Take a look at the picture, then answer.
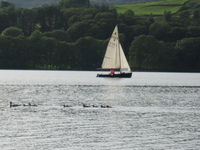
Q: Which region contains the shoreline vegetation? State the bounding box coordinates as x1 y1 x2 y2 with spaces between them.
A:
0 0 200 72
1 69 200 73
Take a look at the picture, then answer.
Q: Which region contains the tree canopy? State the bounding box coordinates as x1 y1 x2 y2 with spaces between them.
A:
2 27 24 37
58 0 90 8
0 0 200 71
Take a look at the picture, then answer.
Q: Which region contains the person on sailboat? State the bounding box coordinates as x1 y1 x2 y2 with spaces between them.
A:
110 69 115 75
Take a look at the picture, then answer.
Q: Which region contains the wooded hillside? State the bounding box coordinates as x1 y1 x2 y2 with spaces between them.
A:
4 0 60 8
0 0 200 71
5 0 162 8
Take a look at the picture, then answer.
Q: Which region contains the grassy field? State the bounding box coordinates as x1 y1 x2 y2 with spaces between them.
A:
114 0 189 15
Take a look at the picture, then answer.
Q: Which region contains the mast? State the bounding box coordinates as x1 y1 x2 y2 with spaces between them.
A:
116 25 122 73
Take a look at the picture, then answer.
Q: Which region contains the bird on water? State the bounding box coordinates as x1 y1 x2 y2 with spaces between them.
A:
10 101 21 108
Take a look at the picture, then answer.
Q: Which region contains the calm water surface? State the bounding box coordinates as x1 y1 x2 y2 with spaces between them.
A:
0 70 200 150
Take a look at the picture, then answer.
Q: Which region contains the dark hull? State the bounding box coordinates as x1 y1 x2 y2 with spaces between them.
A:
97 72 132 78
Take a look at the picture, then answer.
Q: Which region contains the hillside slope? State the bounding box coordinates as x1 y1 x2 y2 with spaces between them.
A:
4 0 60 8
115 0 189 15
90 0 161 6
5 0 163 8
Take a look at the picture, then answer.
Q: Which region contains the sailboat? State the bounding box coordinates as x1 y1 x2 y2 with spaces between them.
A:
97 25 132 78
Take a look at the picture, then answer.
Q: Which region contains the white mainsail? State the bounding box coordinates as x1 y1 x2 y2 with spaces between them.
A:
101 25 131 73
101 26 120 69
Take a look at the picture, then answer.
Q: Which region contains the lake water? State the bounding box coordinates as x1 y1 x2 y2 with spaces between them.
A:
0 70 200 150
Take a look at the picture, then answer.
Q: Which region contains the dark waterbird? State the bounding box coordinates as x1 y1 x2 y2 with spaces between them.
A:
63 104 72 107
23 104 29 106
82 103 90 107
101 105 112 108
92 105 98 108
28 103 37 106
10 101 21 108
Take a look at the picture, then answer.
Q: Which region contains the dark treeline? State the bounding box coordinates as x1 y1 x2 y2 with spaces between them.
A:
0 0 200 71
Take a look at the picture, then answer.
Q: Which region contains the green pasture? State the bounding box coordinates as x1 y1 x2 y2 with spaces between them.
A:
114 0 189 15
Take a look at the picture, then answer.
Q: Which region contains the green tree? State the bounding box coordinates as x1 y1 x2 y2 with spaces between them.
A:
118 9 135 26
123 9 135 26
68 15 80 27
16 8 37 35
10 36 29 68
0 12 9 33
36 5 62 32
62 8 82 29
58 0 90 8
0 35 13 68
188 26 200 37
0 35 29 69
94 11 117 39
129 35 174 70
163 11 172 22
0 1 14 8
2 27 24 37
67 21 90 41
170 27 187 42
74 36 102 70
179 10 190 19
42 37 57 69
4 5 17 26
193 9 200 19
44 30 72 42
147 13 155 23
28 30 44 68
149 22 171 42
53 41 73 69
132 24 148 37
175 37 200 71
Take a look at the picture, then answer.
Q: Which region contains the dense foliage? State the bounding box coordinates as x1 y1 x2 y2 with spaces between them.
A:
4 0 159 8
0 0 200 71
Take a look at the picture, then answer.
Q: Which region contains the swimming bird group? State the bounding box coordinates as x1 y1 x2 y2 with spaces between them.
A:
10 101 37 108
82 103 112 108
63 104 72 107
62 103 112 108
10 101 112 109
